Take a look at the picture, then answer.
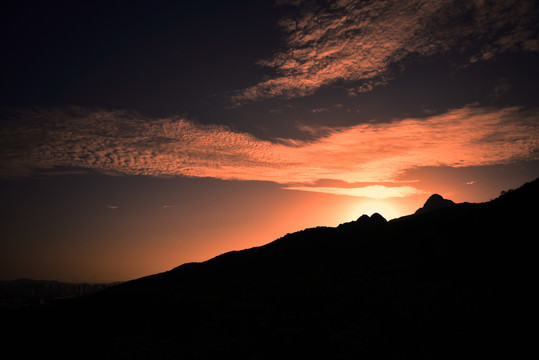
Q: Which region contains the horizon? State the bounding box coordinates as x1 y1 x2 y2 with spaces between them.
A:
1 177 533 284
2 177 534 285
0 194 447 284
1 0 538 283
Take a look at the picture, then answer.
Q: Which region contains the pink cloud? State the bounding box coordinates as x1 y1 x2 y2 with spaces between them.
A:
282 185 425 199
1 105 537 198
232 0 539 103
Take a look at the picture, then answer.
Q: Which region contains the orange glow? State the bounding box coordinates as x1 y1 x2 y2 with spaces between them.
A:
2 106 537 282
350 200 401 220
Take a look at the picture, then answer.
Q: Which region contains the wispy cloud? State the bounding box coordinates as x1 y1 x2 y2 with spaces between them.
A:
282 185 425 199
232 0 538 103
312 108 328 113
1 105 537 198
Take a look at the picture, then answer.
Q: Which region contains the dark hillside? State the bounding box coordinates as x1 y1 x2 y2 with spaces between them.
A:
4 178 538 359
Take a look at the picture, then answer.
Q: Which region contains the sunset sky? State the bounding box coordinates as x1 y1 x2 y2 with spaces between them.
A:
1 0 538 283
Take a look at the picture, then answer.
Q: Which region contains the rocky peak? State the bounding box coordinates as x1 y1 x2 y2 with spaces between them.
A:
415 194 455 215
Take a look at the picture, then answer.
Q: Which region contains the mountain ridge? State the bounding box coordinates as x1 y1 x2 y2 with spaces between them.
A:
4 178 538 359
414 193 456 214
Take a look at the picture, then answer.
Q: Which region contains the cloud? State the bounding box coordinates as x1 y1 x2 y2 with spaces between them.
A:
106 205 118 209
232 0 538 103
1 105 537 198
282 185 425 199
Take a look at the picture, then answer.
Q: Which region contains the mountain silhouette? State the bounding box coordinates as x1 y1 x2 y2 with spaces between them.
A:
3 178 538 359
339 212 387 229
414 193 456 214
359 212 387 225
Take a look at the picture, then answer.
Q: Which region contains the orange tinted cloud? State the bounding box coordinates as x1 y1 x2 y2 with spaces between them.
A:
233 0 539 103
282 185 425 199
1 105 537 198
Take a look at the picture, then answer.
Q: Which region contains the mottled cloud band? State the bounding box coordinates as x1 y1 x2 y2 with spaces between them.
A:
232 0 538 103
1 105 537 198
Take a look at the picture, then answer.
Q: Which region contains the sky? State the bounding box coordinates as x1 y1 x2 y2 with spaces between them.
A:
1 0 538 283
